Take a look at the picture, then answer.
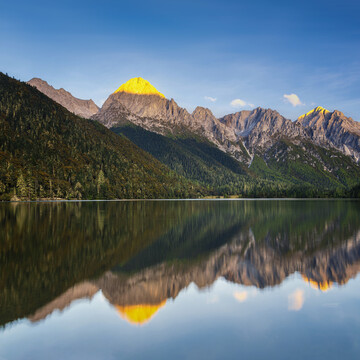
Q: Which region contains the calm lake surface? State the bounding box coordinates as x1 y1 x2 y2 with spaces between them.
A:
1 199 360 359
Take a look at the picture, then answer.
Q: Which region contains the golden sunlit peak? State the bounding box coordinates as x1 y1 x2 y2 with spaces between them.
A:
302 275 333 292
114 77 165 98
298 106 330 120
115 300 167 326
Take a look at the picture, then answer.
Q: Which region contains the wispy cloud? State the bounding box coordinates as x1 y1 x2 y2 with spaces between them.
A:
204 96 217 102
283 93 303 107
230 99 254 108
288 289 305 311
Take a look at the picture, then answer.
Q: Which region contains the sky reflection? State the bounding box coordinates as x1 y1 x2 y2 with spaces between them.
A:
1 274 360 360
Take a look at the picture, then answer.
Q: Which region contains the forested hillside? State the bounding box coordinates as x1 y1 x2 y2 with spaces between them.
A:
0 73 203 200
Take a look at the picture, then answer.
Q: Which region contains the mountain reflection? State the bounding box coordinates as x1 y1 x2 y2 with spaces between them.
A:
116 301 167 325
1 200 360 327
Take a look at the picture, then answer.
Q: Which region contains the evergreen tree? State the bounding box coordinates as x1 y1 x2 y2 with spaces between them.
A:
74 182 83 199
16 174 27 198
0 181 5 194
39 185 45 198
49 180 53 199
97 170 106 196
27 178 36 200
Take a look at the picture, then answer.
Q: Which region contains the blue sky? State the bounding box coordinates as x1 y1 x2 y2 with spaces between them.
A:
1 0 359 119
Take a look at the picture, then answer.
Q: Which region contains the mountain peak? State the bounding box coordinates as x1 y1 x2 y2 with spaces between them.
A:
114 77 165 98
298 106 330 120
192 106 214 116
28 77 49 86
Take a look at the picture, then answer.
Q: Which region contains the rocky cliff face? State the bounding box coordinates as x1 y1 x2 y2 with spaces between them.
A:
27 78 99 119
296 106 360 162
219 107 308 153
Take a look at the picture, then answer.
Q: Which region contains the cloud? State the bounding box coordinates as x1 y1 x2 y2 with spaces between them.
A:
230 98 247 108
204 96 217 102
288 289 305 311
283 93 303 107
233 291 248 303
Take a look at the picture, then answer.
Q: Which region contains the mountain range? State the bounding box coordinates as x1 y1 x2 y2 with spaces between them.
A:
26 75 360 197
0 72 359 200
90 78 360 164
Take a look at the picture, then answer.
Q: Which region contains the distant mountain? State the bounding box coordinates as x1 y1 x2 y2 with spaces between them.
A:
28 78 99 118
219 107 308 152
0 72 202 200
93 78 360 165
296 106 360 162
93 77 251 164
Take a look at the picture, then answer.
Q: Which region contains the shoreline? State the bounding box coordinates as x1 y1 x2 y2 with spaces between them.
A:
2 197 359 203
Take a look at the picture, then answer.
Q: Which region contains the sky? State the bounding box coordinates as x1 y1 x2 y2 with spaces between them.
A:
0 0 359 120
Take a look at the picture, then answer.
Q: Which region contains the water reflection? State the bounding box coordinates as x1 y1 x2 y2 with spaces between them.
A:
1 200 360 328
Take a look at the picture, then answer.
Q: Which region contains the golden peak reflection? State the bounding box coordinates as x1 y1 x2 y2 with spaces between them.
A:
302 276 333 292
115 300 167 325
114 77 165 98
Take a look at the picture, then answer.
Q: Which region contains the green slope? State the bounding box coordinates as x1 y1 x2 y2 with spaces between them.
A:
0 73 203 200
112 123 360 197
250 140 360 191
111 124 249 190
112 124 294 196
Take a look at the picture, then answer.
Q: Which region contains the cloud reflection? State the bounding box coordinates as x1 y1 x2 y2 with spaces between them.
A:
234 291 248 303
288 289 305 311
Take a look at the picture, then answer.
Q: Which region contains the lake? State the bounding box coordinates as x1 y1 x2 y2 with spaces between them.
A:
1 199 360 359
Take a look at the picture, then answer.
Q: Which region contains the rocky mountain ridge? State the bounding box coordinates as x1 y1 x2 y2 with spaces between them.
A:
27 78 99 118
219 107 309 153
92 78 360 166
